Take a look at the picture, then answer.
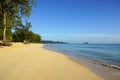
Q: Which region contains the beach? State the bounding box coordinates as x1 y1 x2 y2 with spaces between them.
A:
0 43 103 80
44 44 120 80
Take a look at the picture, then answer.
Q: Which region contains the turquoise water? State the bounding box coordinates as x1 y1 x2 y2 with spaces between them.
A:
44 44 120 68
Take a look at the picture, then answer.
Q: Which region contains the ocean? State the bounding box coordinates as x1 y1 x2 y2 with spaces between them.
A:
44 44 120 69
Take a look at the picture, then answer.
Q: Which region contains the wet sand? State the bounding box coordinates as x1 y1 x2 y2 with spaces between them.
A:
69 57 120 80
0 43 103 80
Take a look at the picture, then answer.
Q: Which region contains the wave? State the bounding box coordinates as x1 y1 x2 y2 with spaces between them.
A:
88 60 120 70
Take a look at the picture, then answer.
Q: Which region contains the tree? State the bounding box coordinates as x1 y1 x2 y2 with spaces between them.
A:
0 0 35 44
0 0 15 43
27 31 41 43
13 22 41 43
13 21 31 42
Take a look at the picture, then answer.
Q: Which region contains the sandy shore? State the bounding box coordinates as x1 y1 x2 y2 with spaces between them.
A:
0 43 103 80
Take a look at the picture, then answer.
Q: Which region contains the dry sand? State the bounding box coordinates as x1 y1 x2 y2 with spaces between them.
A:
0 43 104 80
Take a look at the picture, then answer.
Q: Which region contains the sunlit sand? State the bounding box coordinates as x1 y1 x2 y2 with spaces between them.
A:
0 43 103 80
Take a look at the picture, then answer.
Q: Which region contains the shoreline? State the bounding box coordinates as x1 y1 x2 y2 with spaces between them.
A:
0 43 103 80
43 44 120 80
69 57 120 80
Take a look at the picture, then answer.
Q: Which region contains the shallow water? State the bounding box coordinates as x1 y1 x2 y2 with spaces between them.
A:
44 44 120 68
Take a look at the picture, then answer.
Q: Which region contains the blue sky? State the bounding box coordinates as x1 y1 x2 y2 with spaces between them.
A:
29 0 120 43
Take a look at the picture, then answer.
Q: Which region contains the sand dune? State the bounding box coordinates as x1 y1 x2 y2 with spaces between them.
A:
0 43 103 80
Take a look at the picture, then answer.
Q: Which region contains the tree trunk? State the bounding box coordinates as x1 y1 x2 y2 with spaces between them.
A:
3 27 6 42
2 10 7 43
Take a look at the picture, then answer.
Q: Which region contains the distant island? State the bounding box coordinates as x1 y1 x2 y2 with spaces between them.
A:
83 42 89 44
41 40 68 44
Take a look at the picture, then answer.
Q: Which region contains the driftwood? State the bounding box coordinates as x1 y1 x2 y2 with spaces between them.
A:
0 41 12 46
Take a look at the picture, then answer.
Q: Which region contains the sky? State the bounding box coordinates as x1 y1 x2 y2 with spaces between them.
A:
29 0 120 44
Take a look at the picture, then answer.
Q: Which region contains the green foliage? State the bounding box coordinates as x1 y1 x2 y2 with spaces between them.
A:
6 30 13 42
13 22 41 43
25 31 41 43
0 0 36 43
0 0 40 43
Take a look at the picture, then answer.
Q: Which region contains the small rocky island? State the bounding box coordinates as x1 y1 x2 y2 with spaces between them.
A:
83 42 89 44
